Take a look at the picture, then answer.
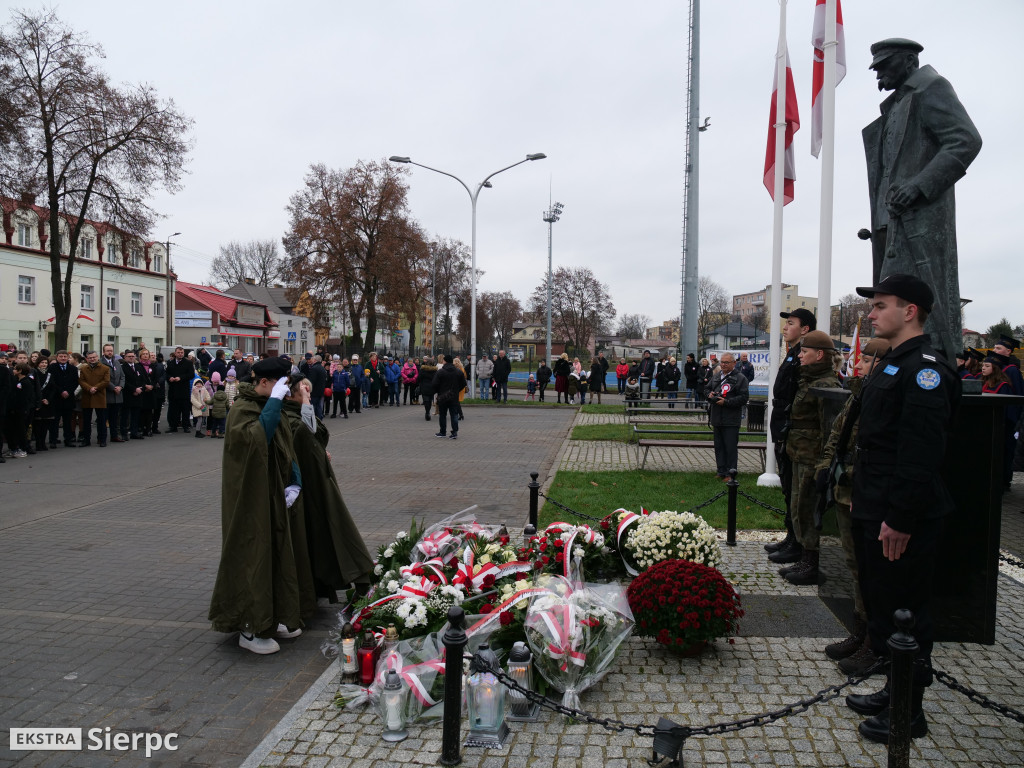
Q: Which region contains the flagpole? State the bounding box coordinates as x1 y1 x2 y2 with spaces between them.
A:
759 0 788 487
816 0 838 336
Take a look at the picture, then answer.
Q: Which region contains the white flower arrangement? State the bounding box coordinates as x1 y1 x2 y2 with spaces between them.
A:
383 546 395 558
625 511 722 571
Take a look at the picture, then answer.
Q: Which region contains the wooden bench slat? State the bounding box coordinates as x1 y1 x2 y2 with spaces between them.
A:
635 438 768 470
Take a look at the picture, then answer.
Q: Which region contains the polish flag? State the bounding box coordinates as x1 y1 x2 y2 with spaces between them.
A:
811 0 846 158
763 48 800 205
849 320 861 376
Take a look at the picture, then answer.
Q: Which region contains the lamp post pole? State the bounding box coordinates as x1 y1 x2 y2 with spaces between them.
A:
389 154 546 398
165 232 180 346
542 202 564 365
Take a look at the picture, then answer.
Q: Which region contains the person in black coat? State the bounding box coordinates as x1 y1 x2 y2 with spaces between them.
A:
44 350 79 447
492 350 512 404
227 350 253 383
417 358 438 421
535 361 552 402
120 350 151 440
4 363 36 456
432 357 466 438
588 359 604 404
684 353 699 399
149 352 167 434
0 351 10 461
306 356 330 420
207 349 228 384
165 346 196 432
662 356 682 408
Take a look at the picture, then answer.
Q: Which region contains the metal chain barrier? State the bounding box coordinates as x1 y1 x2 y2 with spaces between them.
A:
482 653 886 745
999 551 1024 571
736 490 786 518
928 664 1024 725
538 488 730 525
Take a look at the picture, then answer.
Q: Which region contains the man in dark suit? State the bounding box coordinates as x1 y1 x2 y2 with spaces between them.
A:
120 349 150 440
165 346 195 432
862 38 982 362
45 350 79 447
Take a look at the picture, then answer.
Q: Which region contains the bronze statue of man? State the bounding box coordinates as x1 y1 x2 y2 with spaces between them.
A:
862 39 982 362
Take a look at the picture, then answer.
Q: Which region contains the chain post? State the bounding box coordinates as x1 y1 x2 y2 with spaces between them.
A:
726 471 739 546
887 609 918 768
440 606 468 766
528 471 540 531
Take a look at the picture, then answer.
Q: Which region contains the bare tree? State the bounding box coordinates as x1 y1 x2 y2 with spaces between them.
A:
616 313 651 339
747 307 769 333
282 159 428 358
209 239 285 288
0 9 192 349
697 275 731 344
485 290 522 350
830 293 872 339
428 237 472 353
529 267 616 356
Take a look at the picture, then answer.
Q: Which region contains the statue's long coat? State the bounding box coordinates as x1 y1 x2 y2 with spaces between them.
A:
863 64 982 361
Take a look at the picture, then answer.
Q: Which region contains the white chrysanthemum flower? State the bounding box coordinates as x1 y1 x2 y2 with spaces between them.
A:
374 564 384 576
573 547 584 559
386 580 400 593
383 546 395 558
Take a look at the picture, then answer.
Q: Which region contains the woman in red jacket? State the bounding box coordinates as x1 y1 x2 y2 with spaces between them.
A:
615 357 629 394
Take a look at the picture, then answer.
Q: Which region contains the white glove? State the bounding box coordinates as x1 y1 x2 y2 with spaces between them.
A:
284 484 301 508
271 376 291 400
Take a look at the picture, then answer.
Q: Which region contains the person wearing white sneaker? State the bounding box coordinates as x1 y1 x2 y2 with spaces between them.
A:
209 357 318 655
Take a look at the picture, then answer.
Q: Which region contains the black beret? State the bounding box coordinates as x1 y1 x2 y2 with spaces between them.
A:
251 356 291 380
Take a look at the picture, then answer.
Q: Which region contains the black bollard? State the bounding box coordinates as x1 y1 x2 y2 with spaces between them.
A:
726 470 739 546
440 606 467 766
887 609 918 768
528 471 540 531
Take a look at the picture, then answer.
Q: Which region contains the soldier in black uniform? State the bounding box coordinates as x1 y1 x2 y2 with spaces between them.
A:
845 274 959 744
765 307 816 565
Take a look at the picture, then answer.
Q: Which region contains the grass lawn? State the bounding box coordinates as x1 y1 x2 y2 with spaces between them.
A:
579 403 624 415
571 423 766 443
539 469 786 531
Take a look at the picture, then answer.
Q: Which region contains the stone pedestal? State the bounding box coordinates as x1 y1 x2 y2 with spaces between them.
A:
812 387 1022 644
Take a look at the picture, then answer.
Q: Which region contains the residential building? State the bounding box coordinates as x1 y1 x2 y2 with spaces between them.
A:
645 321 680 344
735 283 818 336
175 281 276 353
1 195 172 355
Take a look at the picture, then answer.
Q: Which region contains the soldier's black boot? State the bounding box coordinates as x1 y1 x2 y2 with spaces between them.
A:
785 549 821 585
777 549 808 577
858 687 928 743
846 682 890 716
769 538 803 564
825 618 867 660
838 635 882 676
765 514 796 553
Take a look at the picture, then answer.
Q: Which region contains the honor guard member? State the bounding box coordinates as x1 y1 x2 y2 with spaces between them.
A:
779 330 841 586
845 274 959 744
765 307 817 565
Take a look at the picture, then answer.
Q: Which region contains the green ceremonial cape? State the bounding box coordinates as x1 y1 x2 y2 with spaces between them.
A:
208 385 316 635
282 401 374 596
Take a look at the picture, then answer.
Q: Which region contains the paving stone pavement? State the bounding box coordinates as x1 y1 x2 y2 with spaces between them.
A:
4 400 1023 767
0 403 575 768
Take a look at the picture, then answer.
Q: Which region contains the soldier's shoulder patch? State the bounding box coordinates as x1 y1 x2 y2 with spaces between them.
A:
916 368 941 390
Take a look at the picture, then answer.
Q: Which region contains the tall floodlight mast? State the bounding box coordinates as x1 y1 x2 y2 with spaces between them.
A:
680 0 705 356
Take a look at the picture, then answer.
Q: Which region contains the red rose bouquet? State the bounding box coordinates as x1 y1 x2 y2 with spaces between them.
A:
626 559 743 651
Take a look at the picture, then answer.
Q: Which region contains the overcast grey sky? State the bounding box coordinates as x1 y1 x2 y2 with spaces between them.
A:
49 0 1023 335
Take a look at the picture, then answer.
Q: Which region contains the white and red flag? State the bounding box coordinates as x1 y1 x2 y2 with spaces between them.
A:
763 48 800 205
811 0 846 158
849 320 861 375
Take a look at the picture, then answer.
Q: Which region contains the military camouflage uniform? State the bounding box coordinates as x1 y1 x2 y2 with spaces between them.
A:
785 358 840 552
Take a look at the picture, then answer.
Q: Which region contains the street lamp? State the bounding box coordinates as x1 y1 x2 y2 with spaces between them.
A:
389 153 546 397
542 201 564 367
165 232 180 346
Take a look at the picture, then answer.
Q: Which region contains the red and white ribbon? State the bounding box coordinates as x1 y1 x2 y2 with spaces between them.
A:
466 586 550 637
400 558 449 584
529 603 586 671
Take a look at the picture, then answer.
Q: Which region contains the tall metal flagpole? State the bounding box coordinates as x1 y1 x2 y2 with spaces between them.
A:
680 0 700 356
759 0 788 487
816 0 838 336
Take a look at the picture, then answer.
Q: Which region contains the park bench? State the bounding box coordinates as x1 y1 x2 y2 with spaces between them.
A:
635 437 768 471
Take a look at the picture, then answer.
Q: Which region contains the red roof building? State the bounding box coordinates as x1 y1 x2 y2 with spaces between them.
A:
174 281 278 354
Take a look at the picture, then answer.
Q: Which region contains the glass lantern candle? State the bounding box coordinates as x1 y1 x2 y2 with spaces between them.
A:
377 669 409 742
506 641 540 721
464 643 509 749
357 630 380 686
340 622 358 684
